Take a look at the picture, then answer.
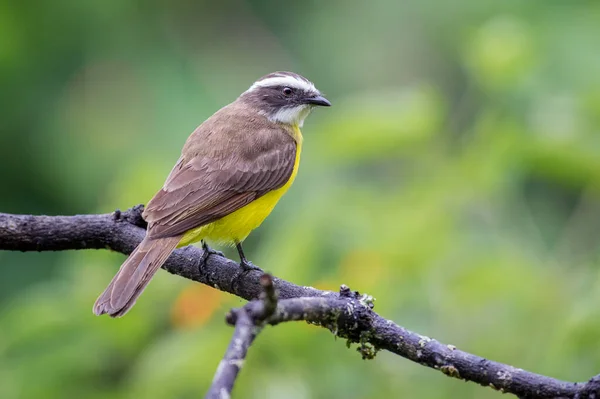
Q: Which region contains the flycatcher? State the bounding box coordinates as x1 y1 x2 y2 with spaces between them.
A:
94 71 330 317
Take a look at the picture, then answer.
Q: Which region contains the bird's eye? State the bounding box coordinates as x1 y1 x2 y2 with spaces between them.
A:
282 87 293 96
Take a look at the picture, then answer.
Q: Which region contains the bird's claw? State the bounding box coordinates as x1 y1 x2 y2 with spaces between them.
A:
200 242 224 265
230 259 263 291
239 259 262 272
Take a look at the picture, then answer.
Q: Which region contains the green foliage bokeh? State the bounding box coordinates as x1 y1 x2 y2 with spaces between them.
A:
1 1 600 398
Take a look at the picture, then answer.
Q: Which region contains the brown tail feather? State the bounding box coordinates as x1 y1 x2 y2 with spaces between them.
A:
93 235 181 317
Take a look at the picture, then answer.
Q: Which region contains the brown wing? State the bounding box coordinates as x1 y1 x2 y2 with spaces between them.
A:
143 122 297 239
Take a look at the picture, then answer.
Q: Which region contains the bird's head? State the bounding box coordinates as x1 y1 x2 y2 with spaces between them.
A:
239 71 331 127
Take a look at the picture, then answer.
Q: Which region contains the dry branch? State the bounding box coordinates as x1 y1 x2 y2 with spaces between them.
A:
206 274 278 398
0 206 598 399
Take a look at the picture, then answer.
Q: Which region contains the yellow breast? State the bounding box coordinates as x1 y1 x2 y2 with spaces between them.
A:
178 127 303 247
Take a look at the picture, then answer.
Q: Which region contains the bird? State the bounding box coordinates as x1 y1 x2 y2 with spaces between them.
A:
94 71 331 317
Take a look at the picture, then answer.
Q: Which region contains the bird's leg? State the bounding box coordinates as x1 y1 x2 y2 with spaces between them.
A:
200 240 224 264
236 242 262 272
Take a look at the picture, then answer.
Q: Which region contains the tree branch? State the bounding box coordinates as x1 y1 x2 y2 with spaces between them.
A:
0 206 598 398
206 309 258 399
206 274 278 399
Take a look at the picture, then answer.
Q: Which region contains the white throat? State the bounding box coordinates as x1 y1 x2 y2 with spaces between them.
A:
267 105 312 127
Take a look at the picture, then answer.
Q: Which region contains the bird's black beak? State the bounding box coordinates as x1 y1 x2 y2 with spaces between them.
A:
306 95 331 107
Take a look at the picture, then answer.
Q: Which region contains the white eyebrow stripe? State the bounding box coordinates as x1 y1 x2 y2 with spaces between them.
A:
247 75 318 93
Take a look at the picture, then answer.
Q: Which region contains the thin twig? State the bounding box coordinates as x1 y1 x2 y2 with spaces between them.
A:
205 309 259 399
206 274 278 398
257 273 278 321
0 206 599 398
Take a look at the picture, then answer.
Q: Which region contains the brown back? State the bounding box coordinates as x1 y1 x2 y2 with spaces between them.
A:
143 101 297 238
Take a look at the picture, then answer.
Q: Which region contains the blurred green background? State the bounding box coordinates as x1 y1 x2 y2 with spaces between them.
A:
1 0 600 398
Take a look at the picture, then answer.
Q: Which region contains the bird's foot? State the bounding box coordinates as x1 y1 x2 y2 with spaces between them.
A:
200 241 224 265
230 259 263 291
239 259 263 273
